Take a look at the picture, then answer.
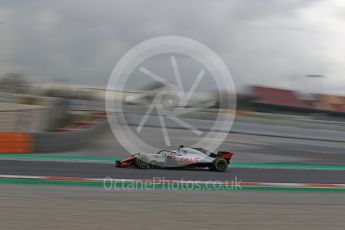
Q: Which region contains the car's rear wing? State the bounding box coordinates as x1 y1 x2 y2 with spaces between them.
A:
217 151 234 163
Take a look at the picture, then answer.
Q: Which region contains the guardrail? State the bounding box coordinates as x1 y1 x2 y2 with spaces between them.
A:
34 119 108 152
0 113 108 153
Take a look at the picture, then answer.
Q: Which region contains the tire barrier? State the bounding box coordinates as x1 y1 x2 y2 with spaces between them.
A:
0 114 108 153
0 132 33 153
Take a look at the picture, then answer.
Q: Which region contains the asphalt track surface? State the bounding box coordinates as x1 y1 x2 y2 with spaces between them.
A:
1 184 344 230
1 125 344 186
53 126 345 166
1 160 345 184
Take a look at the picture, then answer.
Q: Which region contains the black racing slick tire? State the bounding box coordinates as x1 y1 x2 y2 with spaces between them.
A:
134 156 150 169
211 158 228 172
115 161 121 167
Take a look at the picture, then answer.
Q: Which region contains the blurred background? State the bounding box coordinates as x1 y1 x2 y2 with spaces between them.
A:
1 1 345 230
0 0 344 155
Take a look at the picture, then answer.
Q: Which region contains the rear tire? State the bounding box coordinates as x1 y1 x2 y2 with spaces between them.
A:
211 158 228 172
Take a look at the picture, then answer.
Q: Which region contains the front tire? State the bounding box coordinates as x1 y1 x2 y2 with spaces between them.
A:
134 156 150 169
211 158 228 172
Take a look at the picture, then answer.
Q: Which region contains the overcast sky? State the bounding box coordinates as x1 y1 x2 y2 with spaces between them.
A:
0 0 344 94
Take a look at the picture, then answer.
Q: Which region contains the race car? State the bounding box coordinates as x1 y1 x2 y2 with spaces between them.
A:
115 146 234 172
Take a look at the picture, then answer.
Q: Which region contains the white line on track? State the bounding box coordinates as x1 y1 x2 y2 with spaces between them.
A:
1 174 345 189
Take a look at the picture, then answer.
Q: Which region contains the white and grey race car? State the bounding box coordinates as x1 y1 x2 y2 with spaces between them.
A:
115 146 234 172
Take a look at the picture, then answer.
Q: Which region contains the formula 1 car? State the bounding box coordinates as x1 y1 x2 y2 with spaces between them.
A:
115 146 234 172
